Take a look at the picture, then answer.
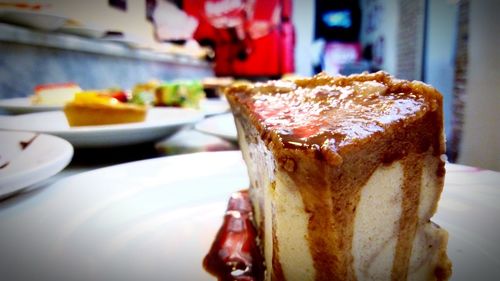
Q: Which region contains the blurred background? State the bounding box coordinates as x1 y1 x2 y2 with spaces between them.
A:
0 0 498 170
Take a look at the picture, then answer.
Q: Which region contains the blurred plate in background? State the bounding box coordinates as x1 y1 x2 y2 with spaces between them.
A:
198 98 229 116
58 24 106 38
0 97 61 114
195 113 237 141
0 10 68 31
0 131 73 196
0 108 203 148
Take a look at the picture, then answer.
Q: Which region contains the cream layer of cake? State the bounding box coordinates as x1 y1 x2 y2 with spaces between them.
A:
226 72 452 281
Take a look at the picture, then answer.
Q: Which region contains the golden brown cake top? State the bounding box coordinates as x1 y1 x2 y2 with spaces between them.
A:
226 71 444 165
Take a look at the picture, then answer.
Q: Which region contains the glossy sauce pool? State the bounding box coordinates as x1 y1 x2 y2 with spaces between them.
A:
203 190 264 281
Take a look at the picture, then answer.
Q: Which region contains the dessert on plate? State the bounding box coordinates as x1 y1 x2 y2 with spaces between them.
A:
63 91 147 126
31 82 82 106
202 77 234 98
131 80 206 108
131 80 160 106
155 80 205 108
212 71 451 281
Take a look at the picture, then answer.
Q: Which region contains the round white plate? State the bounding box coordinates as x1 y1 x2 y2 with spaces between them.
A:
58 25 106 38
0 131 73 196
195 113 237 141
0 97 229 116
0 152 498 280
0 97 61 114
0 10 68 31
0 108 204 148
101 34 142 48
198 99 230 116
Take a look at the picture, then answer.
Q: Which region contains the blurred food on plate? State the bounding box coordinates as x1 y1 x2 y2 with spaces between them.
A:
0 2 50 11
63 91 147 127
281 73 305 82
201 77 234 98
131 80 205 109
31 82 82 106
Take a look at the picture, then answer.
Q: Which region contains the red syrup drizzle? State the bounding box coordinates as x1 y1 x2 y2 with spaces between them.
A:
19 134 39 150
203 190 265 281
0 134 39 170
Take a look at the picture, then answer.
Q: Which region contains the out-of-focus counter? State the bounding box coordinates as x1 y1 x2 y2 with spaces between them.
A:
0 23 213 98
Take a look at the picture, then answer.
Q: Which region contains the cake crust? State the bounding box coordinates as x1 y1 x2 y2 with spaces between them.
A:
63 102 146 126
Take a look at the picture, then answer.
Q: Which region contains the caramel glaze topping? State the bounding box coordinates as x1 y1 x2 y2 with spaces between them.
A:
226 71 444 167
226 71 449 281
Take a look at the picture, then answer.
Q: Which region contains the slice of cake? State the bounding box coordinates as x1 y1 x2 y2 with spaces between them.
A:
31 82 82 106
225 72 451 281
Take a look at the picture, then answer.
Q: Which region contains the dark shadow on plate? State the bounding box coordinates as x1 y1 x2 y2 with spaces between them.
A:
71 141 161 167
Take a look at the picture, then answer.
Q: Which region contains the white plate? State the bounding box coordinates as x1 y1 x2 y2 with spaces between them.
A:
58 25 106 38
195 113 237 141
0 131 73 196
0 97 61 114
0 152 498 280
198 99 230 116
0 98 229 116
0 108 204 148
0 10 68 31
101 34 143 48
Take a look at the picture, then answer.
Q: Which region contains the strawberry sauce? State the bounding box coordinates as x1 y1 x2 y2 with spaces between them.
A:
203 190 264 281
